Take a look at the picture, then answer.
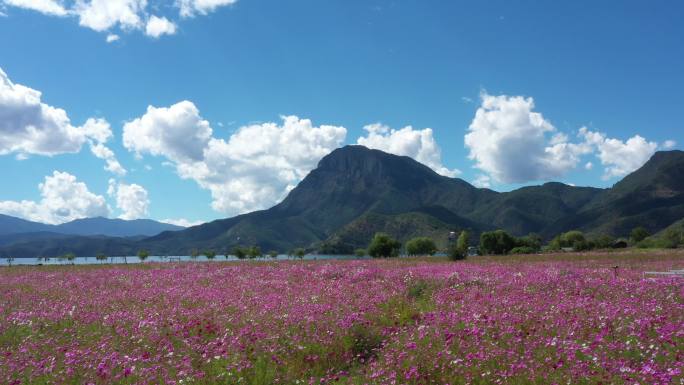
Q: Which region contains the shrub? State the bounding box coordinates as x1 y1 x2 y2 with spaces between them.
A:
480 230 516 255
247 246 262 259
204 250 216 260
354 248 367 257
292 248 306 259
630 227 650 243
405 237 437 256
268 250 278 259
367 233 401 258
232 247 247 259
137 249 150 261
510 246 536 254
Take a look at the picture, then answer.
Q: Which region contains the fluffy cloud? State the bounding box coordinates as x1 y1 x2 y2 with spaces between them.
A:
0 171 109 224
356 123 460 177
123 102 347 215
145 15 176 38
74 0 145 32
465 93 591 184
108 179 149 220
3 0 67 15
663 140 677 149
160 218 204 227
472 174 491 188
123 101 212 163
91 142 127 176
1 0 237 39
178 0 238 17
579 127 658 179
0 67 114 157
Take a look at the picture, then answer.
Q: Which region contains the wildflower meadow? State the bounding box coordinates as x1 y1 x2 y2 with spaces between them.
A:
1 252 682 384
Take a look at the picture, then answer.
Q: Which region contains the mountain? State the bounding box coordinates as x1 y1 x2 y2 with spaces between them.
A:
2 146 683 258
0 214 54 235
0 215 184 252
543 150 684 237
54 217 184 237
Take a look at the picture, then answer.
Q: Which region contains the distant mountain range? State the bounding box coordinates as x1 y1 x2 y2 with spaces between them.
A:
0 216 184 247
1 146 683 257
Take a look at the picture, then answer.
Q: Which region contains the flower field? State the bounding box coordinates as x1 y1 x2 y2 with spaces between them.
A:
1 252 682 384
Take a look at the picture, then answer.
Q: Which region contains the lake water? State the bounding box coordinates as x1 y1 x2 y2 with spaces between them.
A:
0 254 368 266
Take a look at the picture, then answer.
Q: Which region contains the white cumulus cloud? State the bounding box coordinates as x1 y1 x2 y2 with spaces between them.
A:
3 0 67 16
0 171 109 224
178 0 237 17
145 15 176 38
356 123 460 177
123 101 347 216
578 127 658 179
465 93 591 184
2 0 238 39
0 67 114 157
160 218 204 227
108 179 149 220
663 140 677 149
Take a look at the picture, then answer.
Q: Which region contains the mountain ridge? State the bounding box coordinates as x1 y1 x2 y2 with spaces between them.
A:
1 146 682 257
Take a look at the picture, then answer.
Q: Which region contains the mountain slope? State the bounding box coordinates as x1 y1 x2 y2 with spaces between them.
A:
2 147 683 257
55 217 183 237
0 214 54 235
543 150 684 237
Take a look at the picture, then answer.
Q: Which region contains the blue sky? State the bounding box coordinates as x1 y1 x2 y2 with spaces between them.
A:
0 0 682 226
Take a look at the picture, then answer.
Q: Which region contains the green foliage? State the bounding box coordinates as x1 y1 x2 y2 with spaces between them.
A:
457 230 470 251
548 230 587 251
354 248 366 257
591 234 615 249
268 250 278 259
510 246 536 254
137 249 150 261
630 227 650 243
190 249 200 259
232 247 247 259
479 230 516 255
405 237 437 256
661 227 683 248
64 253 76 263
516 233 542 250
203 250 216 259
447 230 470 260
247 246 262 259
292 248 306 259
95 254 107 262
367 233 401 258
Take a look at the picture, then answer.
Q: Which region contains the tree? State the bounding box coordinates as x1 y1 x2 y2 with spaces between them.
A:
96 254 107 264
405 237 437 256
479 230 516 255
190 249 200 259
233 247 246 260
368 233 401 258
548 230 587 251
247 246 262 259
268 250 279 259
293 248 306 259
447 231 470 260
630 227 650 243
354 248 367 257
137 249 150 262
6 256 14 266
204 250 216 260
65 253 76 264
